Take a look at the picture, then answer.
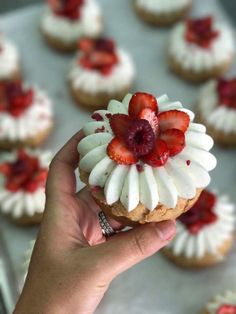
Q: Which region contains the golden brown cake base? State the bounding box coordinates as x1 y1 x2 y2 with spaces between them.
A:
0 123 53 151
197 111 236 147
169 54 233 83
162 234 235 268
134 0 191 26
70 80 133 111
5 212 43 226
79 169 202 224
0 66 22 83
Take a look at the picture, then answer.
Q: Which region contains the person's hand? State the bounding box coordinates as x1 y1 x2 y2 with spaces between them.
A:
14 131 176 314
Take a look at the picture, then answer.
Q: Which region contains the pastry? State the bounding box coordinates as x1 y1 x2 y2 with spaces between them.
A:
69 37 135 110
0 149 51 225
134 0 192 27
203 291 236 314
41 0 103 52
168 16 235 82
0 81 53 150
198 78 236 146
0 33 21 82
77 91 216 224
163 189 235 268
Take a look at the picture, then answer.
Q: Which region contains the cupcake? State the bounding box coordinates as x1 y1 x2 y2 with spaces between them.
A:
69 37 135 110
163 189 235 268
134 0 192 27
0 33 21 82
77 91 216 224
0 81 53 150
198 78 236 147
203 291 236 314
0 149 51 225
41 0 103 52
168 16 235 82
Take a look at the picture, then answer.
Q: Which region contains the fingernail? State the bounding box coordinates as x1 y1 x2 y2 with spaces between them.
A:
155 220 176 241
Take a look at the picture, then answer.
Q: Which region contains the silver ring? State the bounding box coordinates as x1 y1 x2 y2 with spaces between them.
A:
98 211 116 237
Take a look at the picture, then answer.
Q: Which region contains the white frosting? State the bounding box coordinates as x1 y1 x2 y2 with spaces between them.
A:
169 22 235 72
206 291 236 314
78 94 216 212
0 35 19 79
41 0 102 43
199 80 236 134
136 0 191 14
0 85 53 141
0 150 52 218
167 192 235 260
69 49 135 94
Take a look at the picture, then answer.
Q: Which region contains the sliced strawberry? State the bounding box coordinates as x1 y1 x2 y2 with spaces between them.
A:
129 92 158 118
34 169 48 184
142 139 169 167
196 190 216 210
78 38 94 53
100 66 113 76
24 181 39 193
139 108 159 135
200 210 218 224
0 163 10 175
109 114 132 140
217 304 236 314
188 222 204 235
107 137 137 165
158 110 190 133
160 129 185 157
91 51 118 67
79 56 93 69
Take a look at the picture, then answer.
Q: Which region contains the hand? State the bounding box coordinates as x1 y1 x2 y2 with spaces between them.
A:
14 131 176 314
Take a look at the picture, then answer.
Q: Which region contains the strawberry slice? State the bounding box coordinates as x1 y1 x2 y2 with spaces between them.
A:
197 190 216 210
129 92 158 118
91 51 118 67
107 137 137 165
160 129 185 157
109 114 132 140
142 139 169 167
79 56 93 69
188 221 204 235
158 110 190 133
78 38 94 53
139 108 159 135
217 304 236 314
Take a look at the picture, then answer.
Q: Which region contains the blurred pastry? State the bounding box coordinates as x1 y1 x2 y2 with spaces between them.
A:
168 16 235 82
163 189 235 268
134 0 192 26
0 81 53 150
69 37 135 110
198 78 236 147
0 149 51 225
41 0 103 52
0 33 21 82
203 291 236 314
77 91 216 224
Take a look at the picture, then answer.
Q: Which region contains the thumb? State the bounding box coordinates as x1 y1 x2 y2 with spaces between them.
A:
95 220 176 279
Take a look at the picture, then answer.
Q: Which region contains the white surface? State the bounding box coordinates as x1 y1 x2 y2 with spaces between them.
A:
0 1 236 313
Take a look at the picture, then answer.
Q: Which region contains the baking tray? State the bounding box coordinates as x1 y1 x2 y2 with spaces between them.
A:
0 0 236 313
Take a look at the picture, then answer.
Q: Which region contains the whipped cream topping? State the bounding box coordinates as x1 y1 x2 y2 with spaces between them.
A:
167 192 235 259
199 80 236 134
0 35 19 79
136 0 191 14
69 49 135 94
206 291 236 314
169 22 235 72
78 94 216 212
0 150 51 218
0 85 53 141
41 0 102 43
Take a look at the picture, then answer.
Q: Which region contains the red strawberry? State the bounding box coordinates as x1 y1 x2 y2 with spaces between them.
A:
217 305 236 314
24 181 39 193
139 108 159 135
91 51 118 67
200 210 218 224
79 56 93 69
34 169 48 184
188 221 204 235
5 181 21 192
129 92 158 118
0 164 10 175
142 139 169 167
78 38 94 53
196 190 216 210
158 110 190 133
109 114 132 140
100 66 113 76
159 129 185 157
107 138 137 165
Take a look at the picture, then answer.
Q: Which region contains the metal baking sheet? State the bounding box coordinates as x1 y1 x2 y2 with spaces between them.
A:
0 1 236 313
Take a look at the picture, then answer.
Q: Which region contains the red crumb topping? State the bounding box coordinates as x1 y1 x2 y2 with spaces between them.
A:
185 16 219 49
179 190 218 234
217 304 236 314
92 113 103 121
217 78 236 109
0 149 48 193
78 38 119 76
48 0 84 21
0 81 34 117
186 160 191 166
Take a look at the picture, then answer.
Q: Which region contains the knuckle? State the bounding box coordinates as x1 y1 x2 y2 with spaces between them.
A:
131 230 150 258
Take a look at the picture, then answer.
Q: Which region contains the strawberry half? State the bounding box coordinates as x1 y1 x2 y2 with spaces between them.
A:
91 51 118 67
139 108 159 135
217 304 236 314
158 110 190 133
79 38 94 53
142 139 169 167
107 138 137 165
109 114 132 140
129 92 158 118
160 129 185 157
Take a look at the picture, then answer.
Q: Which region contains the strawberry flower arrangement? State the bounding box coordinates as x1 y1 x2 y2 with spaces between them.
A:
48 0 85 20
217 78 236 109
